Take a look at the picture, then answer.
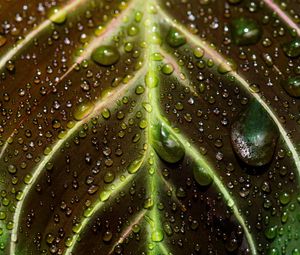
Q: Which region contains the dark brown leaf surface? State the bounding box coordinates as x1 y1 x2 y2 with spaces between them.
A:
0 0 299 254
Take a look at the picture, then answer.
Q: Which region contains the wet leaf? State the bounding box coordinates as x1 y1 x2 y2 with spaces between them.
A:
0 0 299 254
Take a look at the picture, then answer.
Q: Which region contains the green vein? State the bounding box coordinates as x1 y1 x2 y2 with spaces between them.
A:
157 116 257 254
159 48 198 95
146 153 169 255
147 5 257 252
74 0 140 64
0 0 88 71
158 173 187 212
5 0 298 254
263 0 300 36
159 243 171 255
63 149 147 255
108 209 147 255
144 2 171 254
10 66 146 255
142 8 259 247
156 4 300 182
0 0 88 159
10 9 146 248
0 0 139 162
0 136 10 159
64 169 143 255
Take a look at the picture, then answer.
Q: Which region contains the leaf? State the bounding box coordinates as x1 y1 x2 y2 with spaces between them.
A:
0 0 300 254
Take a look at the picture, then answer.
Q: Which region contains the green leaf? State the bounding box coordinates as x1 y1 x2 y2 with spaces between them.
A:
0 0 299 254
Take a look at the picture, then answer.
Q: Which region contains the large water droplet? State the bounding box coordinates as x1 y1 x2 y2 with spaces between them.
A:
73 101 95 121
283 38 300 58
264 225 277 240
230 101 278 167
166 28 186 48
151 230 164 242
193 164 213 187
151 122 185 163
92 45 120 66
230 17 262 46
127 157 143 174
145 72 159 88
48 7 67 24
282 76 300 98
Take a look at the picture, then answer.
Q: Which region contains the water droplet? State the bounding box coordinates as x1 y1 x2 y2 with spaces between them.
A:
292 249 300 255
151 122 185 163
279 192 291 205
135 85 145 95
124 42 134 52
132 224 141 233
7 165 17 174
103 231 113 242
281 211 288 223
99 191 110 202
5 60 15 72
104 171 115 183
127 157 143 174
282 76 300 98
230 17 262 46
143 102 152 113
144 197 153 209
135 11 143 22
88 185 99 195
102 108 111 119
0 212 6 220
162 63 174 75
193 47 204 58
151 230 164 242
176 187 186 198
48 7 67 24
92 45 120 66
72 223 83 234
264 225 277 240
65 237 73 247
139 119 148 129
127 24 139 36
283 38 300 58
163 223 173 236
261 181 271 193
166 28 186 48
73 101 95 121
231 101 278 166
193 164 213 186
145 72 159 88
268 248 279 255
151 52 164 61
217 58 237 74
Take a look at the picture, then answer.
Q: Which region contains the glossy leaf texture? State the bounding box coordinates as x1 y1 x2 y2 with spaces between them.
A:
0 0 299 254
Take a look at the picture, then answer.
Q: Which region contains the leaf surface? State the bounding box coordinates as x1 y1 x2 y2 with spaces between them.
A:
0 0 300 254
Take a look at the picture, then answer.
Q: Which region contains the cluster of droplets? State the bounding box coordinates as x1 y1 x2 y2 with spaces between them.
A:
0 0 300 254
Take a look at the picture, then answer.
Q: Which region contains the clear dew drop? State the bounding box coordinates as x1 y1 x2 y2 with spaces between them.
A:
281 76 300 98
48 7 67 24
151 122 185 163
73 101 95 121
91 45 120 66
230 17 262 46
231 101 279 166
166 27 186 48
